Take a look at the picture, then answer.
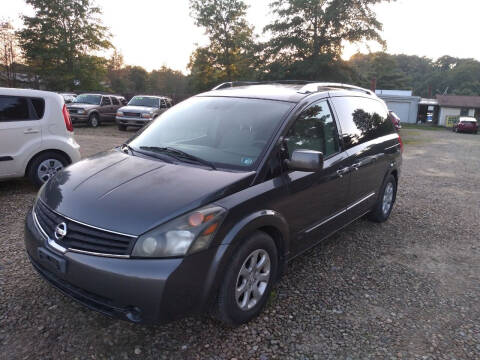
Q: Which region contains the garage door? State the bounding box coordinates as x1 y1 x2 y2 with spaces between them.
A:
385 102 411 123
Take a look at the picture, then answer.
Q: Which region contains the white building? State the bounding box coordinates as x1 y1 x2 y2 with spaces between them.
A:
436 95 480 127
375 89 420 124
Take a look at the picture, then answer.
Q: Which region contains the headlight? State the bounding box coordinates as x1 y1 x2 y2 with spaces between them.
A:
141 112 153 119
77 109 86 114
116 111 123 116
132 205 226 258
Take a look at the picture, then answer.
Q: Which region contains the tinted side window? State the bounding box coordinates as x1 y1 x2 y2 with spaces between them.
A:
0 96 30 121
103 97 111 105
160 99 167 109
285 100 339 158
111 97 119 105
31 97 45 118
331 97 394 149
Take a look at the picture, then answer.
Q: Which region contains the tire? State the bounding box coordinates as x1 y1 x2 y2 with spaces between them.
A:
88 113 100 127
214 231 278 326
27 151 69 187
368 174 397 223
118 124 127 131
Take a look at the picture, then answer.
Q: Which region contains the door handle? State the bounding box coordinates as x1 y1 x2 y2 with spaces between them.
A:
352 162 361 171
24 129 39 134
336 167 349 178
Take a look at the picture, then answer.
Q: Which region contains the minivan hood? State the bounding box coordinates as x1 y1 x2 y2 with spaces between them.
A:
40 150 255 235
119 105 157 113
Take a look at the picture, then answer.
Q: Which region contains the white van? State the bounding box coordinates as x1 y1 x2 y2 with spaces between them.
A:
0 88 81 186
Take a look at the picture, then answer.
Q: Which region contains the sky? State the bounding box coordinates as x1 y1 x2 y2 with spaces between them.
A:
2 0 479 73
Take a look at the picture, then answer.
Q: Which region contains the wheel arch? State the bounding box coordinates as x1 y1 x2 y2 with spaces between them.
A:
24 149 72 177
201 210 290 310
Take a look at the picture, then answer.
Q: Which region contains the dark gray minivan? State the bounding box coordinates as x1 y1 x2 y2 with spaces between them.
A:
25 82 402 325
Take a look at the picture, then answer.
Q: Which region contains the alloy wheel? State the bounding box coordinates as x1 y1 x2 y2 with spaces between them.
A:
235 249 271 311
37 159 64 183
382 182 394 216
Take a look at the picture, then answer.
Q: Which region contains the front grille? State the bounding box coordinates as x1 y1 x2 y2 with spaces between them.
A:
34 200 135 256
123 112 141 117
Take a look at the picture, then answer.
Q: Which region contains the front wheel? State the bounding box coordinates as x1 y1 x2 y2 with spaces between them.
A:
368 174 397 223
214 231 278 326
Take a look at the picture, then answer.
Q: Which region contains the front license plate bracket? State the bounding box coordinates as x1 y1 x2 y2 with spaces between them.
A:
37 247 67 274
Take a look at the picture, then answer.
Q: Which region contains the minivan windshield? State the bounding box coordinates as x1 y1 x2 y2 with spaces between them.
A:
73 94 101 105
128 96 293 170
128 96 160 108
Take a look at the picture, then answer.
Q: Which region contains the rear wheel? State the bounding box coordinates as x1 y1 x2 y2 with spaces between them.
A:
214 231 278 326
28 152 69 187
368 174 397 223
88 113 100 127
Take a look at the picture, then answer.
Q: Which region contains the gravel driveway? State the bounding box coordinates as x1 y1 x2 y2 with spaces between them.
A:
1 125 479 360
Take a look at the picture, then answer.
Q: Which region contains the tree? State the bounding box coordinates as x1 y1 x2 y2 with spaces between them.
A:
148 66 187 96
18 0 111 90
0 20 22 87
189 0 257 91
262 0 393 80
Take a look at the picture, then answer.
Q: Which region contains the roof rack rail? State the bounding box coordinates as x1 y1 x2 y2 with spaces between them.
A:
211 81 260 90
298 83 374 95
211 80 315 90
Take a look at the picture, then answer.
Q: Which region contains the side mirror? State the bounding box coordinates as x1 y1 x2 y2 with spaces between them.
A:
286 149 324 172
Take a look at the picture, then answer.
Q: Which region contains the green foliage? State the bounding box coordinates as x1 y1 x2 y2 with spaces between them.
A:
18 0 112 91
188 0 257 91
260 0 392 80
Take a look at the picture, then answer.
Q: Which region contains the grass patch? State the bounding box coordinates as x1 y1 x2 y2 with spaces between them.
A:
402 123 445 131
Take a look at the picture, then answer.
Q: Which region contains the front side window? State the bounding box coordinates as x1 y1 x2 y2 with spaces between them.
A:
129 96 293 169
0 96 30 121
285 100 339 158
331 96 394 149
102 97 111 105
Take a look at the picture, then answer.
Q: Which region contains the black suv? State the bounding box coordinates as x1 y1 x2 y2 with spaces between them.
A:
25 82 402 325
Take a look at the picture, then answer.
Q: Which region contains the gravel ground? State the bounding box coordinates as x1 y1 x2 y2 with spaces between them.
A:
1 125 479 360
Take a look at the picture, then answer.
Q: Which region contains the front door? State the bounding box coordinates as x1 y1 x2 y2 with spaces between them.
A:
0 95 42 177
280 100 351 255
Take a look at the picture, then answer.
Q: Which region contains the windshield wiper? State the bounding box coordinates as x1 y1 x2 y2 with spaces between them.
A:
139 146 216 170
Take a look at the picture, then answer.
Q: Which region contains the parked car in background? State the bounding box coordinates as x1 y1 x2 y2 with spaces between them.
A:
25 81 402 325
67 93 123 127
453 117 478 134
60 93 76 104
116 95 172 131
389 110 401 131
0 87 80 186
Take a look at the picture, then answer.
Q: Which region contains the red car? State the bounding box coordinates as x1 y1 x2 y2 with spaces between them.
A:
453 117 478 134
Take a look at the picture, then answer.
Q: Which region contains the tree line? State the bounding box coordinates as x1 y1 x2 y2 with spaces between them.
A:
1 0 480 99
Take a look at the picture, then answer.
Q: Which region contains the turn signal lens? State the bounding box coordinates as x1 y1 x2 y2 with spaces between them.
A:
202 223 218 236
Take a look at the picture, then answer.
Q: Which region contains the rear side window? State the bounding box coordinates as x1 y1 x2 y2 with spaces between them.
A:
0 96 31 121
31 97 45 118
331 96 394 149
111 97 119 105
285 100 339 158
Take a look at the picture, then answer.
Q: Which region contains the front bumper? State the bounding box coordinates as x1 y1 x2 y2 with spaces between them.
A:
24 210 219 323
69 114 89 123
116 116 151 127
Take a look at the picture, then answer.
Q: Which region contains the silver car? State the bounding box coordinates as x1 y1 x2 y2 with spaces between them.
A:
116 95 172 131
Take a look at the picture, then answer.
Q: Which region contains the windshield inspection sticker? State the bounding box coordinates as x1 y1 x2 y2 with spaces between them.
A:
241 157 254 166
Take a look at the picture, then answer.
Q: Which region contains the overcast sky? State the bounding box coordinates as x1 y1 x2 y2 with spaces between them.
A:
3 0 478 72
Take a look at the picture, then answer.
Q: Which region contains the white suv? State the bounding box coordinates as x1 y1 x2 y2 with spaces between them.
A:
0 88 81 186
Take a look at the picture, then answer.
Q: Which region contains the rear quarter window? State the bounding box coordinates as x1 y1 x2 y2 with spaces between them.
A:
331 96 395 149
31 97 45 118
